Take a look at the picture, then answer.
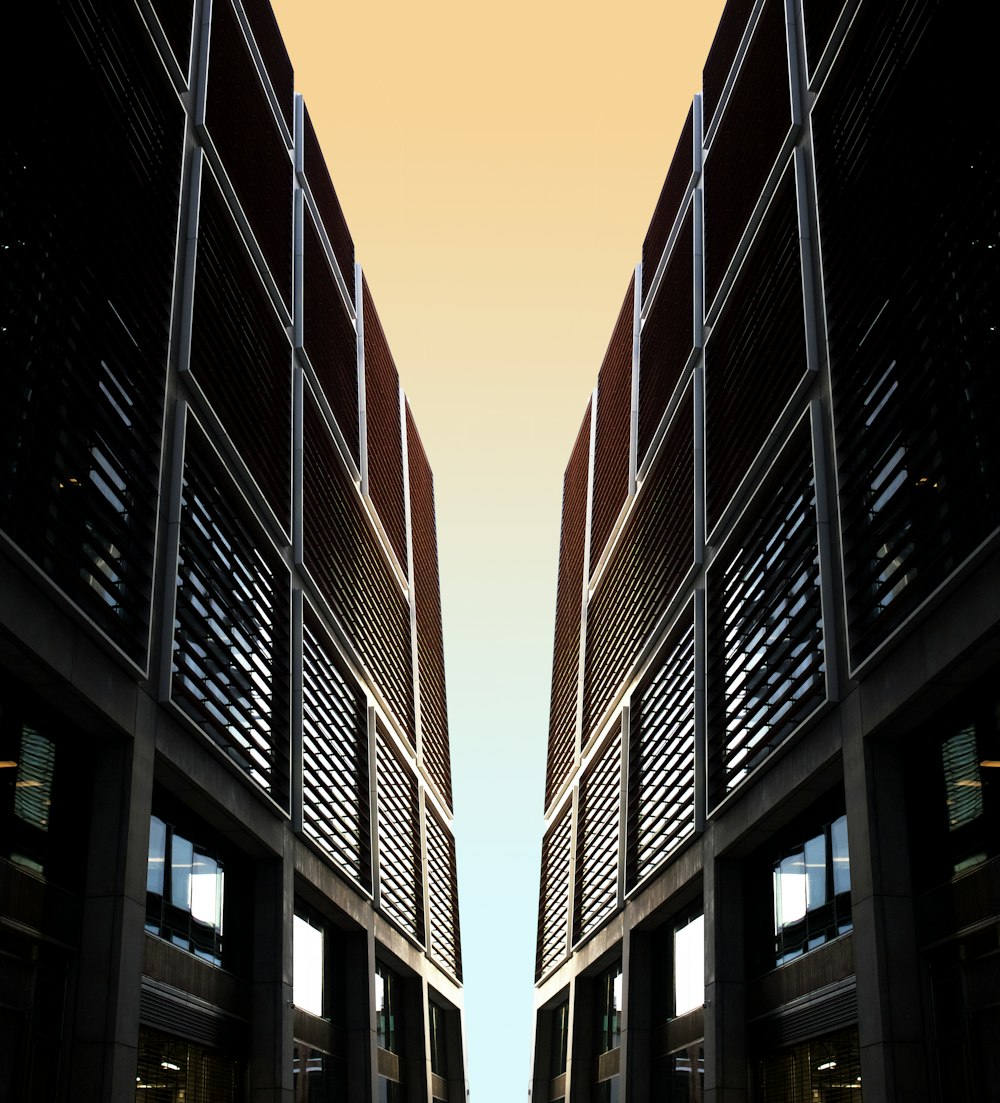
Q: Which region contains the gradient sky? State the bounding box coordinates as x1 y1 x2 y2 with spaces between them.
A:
270 1 727 1096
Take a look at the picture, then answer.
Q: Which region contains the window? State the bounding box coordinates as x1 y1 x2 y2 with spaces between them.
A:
429 1001 448 1078
291 1044 345 1101
550 1000 569 1077
772 815 851 965
673 914 705 1016
293 914 325 1017
145 815 225 966
598 962 623 1053
375 961 399 1054
136 1025 242 1102
754 1025 861 1102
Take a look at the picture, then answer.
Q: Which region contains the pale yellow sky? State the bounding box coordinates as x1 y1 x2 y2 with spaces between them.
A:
270 1 727 1095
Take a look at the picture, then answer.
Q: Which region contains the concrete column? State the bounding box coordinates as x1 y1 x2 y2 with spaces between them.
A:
843 693 929 1101
703 835 747 1103
569 972 595 1103
624 929 653 1103
69 708 155 1101
250 832 294 1101
344 928 373 1101
402 972 427 1103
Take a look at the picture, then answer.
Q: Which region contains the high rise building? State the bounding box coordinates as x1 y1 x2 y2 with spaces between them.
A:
530 0 999 1099
0 1 465 1100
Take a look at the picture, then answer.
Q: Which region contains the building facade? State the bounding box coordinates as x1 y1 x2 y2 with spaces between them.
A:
530 0 999 1099
1 1 465 1100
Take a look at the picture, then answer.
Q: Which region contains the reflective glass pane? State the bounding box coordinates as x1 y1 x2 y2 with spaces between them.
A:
943 726 984 831
804 832 826 909
171 834 193 909
14 727 55 831
674 915 705 1015
293 916 324 1017
774 851 806 930
831 815 850 896
147 816 167 895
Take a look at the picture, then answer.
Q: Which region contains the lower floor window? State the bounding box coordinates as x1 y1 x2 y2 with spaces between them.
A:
135 1026 242 1103
653 1044 705 1101
292 1044 345 1101
754 1026 861 1102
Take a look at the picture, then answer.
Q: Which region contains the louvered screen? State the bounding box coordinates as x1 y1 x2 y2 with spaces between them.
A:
546 404 591 808
303 211 359 463
627 607 696 889
801 0 846 79
702 0 756 130
704 0 791 308
361 278 407 569
303 105 355 304
426 807 462 980
639 207 694 466
0 0 182 666
536 805 573 980
642 106 694 300
704 164 804 535
813 0 1000 668
301 613 371 889
706 421 824 807
585 387 695 740
406 405 452 807
574 728 621 942
206 0 292 305
303 391 414 737
590 277 635 571
172 420 290 807
375 728 424 943
190 172 292 528
149 0 194 72
238 0 294 129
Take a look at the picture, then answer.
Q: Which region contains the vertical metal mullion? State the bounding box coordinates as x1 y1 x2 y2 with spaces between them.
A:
291 587 304 833
617 706 630 905
368 705 381 911
629 263 642 498
356 262 369 496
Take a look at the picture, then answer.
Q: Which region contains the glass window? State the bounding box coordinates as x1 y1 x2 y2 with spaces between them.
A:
13 727 55 832
654 1045 705 1101
136 1025 243 1102
375 962 399 1054
550 1000 569 1076
597 963 622 1054
429 1001 448 1077
673 915 705 1016
293 915 325 1017
145 815 225 966
772 815 851 966
292 1044 345 1101
754 1025 861 1102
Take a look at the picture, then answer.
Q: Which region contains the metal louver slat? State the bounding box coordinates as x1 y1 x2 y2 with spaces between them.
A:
536 806 573 980
303 212 358 463
426 808 462 980
704 0 791 307
814 0 1000 669
642 106 695 301
407 405 452 807
205 0 292 304
303 391 414 736
0 0 182 666
376 728 424 943
546 404 591 808
586 387 695 739
303 104 355 305
627 608 696 888
574 729 622 941
590 277 636 572
361 277 407 570
705 162 804 535
639 207 695 466
172 421 290 807
301 615 371 889
190 172 292 529
707 421 824 807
